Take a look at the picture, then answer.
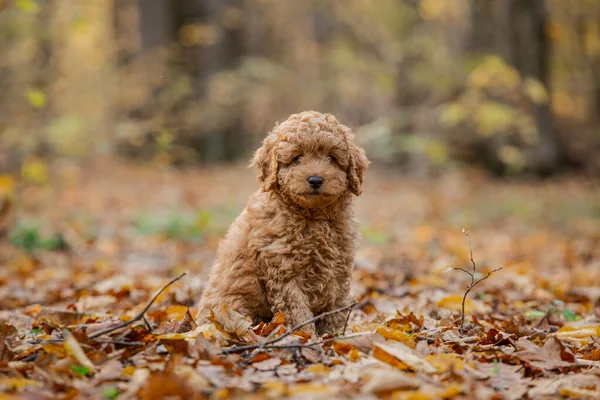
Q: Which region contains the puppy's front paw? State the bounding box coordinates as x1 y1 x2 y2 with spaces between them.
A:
317 312 348 335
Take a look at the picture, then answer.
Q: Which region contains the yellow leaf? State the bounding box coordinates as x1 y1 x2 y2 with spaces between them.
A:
288 384 333 396
439 103 467 127
440 384 464 398
467 56 521 91
214 388 230 399
262 381 287 398
122 365 135 377
26 89 46 109
374 345 409 370
554 326 600 338
163 305 192 320
374 342 436 373
63 330 96 374
0 378 42 390
21 158 48 184
424 353 464 372
376 327 416 349
474 102 515 136
0 176 16 196
305 364 330 374
15 0 40 13
558 387 600 399
523 77 549 104
437 294 473 313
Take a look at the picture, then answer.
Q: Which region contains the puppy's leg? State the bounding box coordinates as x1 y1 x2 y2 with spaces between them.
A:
267 281 315 334
316 280 352 335
316 302 350 335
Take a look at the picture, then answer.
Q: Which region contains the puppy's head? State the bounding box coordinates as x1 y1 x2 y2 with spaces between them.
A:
252 111 369 209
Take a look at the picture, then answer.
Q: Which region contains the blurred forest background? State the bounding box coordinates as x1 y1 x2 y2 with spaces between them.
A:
1 0 600 176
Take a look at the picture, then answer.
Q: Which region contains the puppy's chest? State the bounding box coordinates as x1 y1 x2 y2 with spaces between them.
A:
297 221 342 262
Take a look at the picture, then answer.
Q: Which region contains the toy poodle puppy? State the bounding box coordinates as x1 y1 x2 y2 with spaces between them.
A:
199 111 368 335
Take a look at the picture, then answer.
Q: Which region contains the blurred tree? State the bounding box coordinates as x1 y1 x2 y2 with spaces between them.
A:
469 0 562 174
132 0 247 162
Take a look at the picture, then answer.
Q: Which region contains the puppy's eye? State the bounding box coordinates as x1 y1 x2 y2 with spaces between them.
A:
328 155 337 163
293 155 302 163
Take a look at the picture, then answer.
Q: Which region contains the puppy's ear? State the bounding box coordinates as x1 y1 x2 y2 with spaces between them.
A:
251 136 279 192
347 143 369 196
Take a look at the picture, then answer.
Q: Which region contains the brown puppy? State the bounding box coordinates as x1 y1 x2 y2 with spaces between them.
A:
199 111 368 334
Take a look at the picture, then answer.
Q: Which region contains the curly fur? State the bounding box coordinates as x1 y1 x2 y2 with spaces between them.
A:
199 111 369 334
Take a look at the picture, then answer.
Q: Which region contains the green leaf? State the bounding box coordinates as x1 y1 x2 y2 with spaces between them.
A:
491 359 500 375
524 310 546 320
71 365 91 376
562 309 578 322
102 385 120 400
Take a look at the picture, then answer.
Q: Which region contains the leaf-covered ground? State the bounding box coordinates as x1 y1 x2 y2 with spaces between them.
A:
1 160 599 399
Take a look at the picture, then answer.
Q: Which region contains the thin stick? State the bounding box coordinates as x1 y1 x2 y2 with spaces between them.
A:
88 273 186 340
264 332 367 350
222 300 362 354
453 230 502 335
342 302 356 335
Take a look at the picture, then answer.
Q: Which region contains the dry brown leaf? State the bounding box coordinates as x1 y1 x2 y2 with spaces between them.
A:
0 322 17 362
208 305 252 340
176 307 197 333
361 368 421 393
253 357 282 371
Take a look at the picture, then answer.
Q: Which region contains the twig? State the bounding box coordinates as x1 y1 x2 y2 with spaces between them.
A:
342 302 356 335
262 332 367 350
222 300 362 354
453 230 502 335
88 273 186 340
94 340 144 346
143 316 153 332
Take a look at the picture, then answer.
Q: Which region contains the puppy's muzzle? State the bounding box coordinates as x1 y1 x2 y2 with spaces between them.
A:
308 176 323 190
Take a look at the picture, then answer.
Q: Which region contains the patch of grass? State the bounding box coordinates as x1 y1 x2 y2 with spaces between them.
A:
133 210 212 241
10 220 67 254
360 226 390 245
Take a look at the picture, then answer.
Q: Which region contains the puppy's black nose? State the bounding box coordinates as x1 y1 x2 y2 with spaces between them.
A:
308 176 323 189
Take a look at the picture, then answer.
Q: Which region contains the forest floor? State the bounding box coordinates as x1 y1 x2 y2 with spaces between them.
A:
1 159 599 399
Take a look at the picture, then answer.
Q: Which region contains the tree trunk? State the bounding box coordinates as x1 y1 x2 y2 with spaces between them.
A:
172 0 246 161
470 0 562 174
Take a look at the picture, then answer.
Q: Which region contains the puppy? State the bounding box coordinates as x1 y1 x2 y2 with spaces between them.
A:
199 111 368 334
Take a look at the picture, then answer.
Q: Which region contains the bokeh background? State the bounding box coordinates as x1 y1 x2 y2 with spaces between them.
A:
1 0 599 308
2 0 600 175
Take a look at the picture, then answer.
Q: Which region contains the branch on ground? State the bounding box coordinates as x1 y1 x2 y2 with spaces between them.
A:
28 272 186 344
222 299 366 355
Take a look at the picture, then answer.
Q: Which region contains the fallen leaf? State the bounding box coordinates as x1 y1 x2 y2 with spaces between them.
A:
376 327 416 348
253 357 282 371
373 341 436 373
176 307 197 333
361 368 420 393
424 353 465 372
553 325 600 339
63 330 96 375
437 294 474 313
208 305 252 340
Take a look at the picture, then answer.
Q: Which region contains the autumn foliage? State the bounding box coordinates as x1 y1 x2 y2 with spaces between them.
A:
0 162 599 398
